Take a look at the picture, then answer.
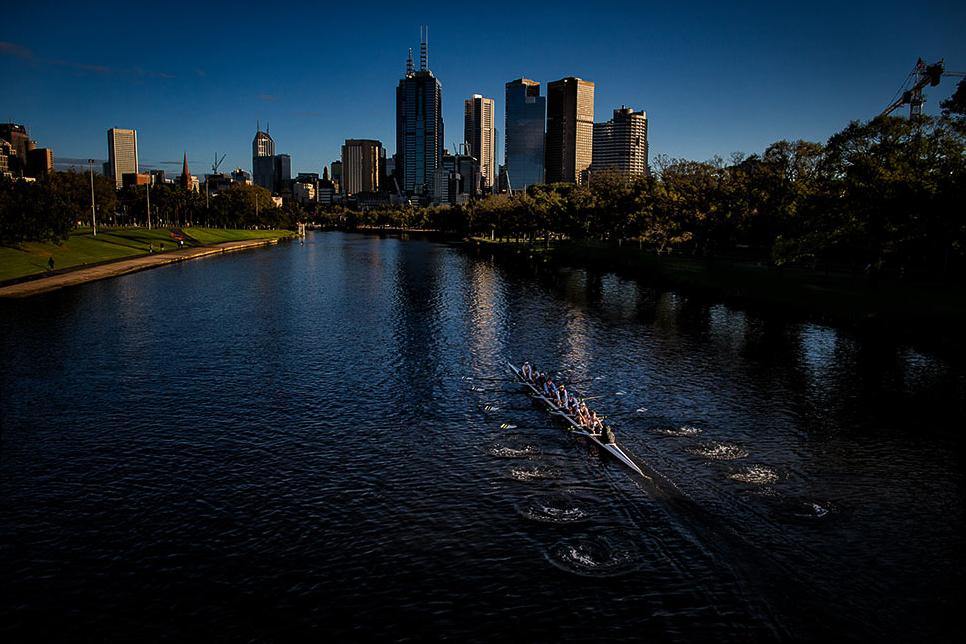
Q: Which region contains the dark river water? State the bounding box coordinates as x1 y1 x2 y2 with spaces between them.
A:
1 231 963 641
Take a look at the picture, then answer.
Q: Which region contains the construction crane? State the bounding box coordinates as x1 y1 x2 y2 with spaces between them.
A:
211 152 227 175
881 58 966 118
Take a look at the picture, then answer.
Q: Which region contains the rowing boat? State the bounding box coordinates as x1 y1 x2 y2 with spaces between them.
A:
507 363 646 478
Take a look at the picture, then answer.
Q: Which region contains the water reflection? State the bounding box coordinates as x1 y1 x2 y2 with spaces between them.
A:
0 232 962 642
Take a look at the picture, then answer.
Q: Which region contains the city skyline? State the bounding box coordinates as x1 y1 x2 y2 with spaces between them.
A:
2 1 964 177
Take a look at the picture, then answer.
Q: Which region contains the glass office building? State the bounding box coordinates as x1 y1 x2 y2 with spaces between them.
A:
504 78 546 189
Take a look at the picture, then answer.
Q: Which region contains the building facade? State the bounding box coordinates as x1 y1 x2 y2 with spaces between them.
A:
273 154 291 194
504 79 545 190
395 28 443 199
591 107 648 177
435 151 481 205
330 160 342 194
252 129 275 190
464 94 496 190
341 139 383 195
108 128 139 188
26 148 53 178
545 77 594 184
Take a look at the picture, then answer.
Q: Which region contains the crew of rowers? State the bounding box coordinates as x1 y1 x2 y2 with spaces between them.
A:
520 362 616 444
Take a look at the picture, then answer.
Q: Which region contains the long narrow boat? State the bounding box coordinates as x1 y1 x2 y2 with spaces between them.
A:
507 363 646 478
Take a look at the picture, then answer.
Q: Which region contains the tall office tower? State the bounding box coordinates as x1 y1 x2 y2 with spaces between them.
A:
591 107 648 176
341 139 383 194
504 79 546 189
252 128 275 190
463 94 496 189
107 128 139 188
273 154 291 194
330 160 343 193
545 77 594 184
395 26 444 199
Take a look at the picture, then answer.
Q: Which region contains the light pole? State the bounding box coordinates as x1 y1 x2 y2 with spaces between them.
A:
88 159 97 236
146 180 152 229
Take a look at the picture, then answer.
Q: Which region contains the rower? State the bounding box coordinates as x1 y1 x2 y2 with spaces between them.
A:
522 361 532 380
545 378 557 400
589 411 606 436
557 384 568 407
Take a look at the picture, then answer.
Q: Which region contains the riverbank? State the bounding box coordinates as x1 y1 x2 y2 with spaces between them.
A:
0 236 288 298
469 237 966 352
0 227 294 284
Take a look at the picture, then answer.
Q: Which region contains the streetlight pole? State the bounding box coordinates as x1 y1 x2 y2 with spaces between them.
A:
88 159 97 236
146 181 152 230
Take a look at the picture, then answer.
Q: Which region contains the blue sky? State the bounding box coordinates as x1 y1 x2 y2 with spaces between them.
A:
2 0 964 176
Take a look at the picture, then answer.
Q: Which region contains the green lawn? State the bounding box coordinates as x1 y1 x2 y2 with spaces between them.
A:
0 227 293 282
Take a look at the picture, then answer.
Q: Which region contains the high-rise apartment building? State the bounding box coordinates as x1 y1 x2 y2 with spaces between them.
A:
341 139 383 195
396 26 444 199
464 94 496 189
545 77 594 184
108 128 139 188
504 79 546 189
591 107 648 177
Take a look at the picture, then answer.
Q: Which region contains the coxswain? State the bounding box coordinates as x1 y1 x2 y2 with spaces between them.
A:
603 425 617 444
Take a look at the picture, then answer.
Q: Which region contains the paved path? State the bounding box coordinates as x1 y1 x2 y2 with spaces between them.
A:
0 238 281 298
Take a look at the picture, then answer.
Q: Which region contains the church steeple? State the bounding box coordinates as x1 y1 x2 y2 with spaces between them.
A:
179 152 192 191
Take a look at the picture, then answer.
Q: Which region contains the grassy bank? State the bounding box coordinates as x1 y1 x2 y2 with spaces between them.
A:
0 227 294 283
471 237 966 343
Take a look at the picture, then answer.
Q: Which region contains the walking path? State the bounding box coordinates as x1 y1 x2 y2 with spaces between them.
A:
0 238 281 298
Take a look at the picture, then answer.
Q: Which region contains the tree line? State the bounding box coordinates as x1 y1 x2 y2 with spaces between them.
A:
333 109 966 279
0 176 302 245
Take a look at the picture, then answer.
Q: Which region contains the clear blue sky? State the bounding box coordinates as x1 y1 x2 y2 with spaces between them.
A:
2 0 964 176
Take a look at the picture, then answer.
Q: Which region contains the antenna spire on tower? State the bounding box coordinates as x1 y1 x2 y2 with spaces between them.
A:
419 25 428 72
406 48 414 77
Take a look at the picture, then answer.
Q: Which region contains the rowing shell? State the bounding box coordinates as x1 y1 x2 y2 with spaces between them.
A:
507 363 646 478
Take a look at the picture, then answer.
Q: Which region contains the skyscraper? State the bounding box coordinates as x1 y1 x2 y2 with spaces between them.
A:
545 77 594 184
107 128 138 188
252 128 275 190
395 26 444 199
330 160 342 194
341 139 383 194
504 79 546 189
591 107 649 177
464 94 496 189
273 154 291 194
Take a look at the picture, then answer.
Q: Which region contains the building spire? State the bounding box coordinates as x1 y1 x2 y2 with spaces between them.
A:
182 151 189 177
406 48 414 77
419 25 428 72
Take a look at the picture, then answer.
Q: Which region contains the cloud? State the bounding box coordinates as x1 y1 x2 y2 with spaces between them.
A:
0 41 34 59
258 93 278 102
0 40 174 79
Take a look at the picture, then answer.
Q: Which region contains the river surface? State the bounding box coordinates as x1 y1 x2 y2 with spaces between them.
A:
1 231 963 641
